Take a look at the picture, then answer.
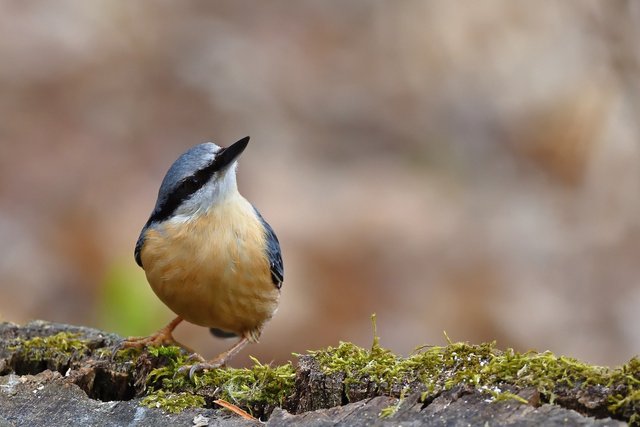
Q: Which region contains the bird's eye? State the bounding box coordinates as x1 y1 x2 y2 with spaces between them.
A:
180 176 201 193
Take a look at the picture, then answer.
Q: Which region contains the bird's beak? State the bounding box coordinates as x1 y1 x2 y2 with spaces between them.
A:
215 136 250 171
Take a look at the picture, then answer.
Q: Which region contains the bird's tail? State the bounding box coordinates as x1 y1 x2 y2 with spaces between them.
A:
209 328 238 339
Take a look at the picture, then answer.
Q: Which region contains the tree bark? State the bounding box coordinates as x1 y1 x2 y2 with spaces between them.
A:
0 321 632 426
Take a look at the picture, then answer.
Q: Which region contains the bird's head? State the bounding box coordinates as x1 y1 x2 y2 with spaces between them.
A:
148 136 250 224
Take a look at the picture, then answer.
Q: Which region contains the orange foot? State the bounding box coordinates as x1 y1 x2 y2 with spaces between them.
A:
120 317 193 352
178 336 250 378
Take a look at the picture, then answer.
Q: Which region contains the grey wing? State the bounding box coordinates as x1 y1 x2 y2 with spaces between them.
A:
134 235 144 267
134 221 151 268
254 206 284 288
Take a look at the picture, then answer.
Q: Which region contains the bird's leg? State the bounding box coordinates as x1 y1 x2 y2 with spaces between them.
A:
178 336 251 378
120 316 192 351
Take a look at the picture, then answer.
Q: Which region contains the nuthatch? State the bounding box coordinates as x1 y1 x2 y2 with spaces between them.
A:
123 136 283 375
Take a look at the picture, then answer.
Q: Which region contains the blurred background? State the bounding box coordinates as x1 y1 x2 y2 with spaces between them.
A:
0 1 639 367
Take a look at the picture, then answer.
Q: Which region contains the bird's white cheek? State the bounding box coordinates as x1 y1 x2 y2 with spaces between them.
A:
172 170 239 219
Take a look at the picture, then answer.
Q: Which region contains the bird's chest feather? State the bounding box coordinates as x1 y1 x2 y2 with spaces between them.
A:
140 198 279 331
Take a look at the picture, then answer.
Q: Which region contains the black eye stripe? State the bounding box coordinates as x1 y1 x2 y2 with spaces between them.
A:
147 164 216 224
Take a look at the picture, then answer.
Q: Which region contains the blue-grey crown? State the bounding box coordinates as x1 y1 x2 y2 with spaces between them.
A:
156 143 219 207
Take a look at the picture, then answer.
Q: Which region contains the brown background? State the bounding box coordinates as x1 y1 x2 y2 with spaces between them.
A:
1 1 639 367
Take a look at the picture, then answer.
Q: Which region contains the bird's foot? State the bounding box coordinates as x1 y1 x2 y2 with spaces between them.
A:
120 333 196 354
177 357 226 379
118 317 193 352
121 332 176 348
176 335 250 379
186 352 206 363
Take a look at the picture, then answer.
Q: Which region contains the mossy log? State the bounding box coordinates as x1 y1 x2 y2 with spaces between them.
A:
0 320 637 426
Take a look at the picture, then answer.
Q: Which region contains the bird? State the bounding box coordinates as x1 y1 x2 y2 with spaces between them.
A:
122 136 283 375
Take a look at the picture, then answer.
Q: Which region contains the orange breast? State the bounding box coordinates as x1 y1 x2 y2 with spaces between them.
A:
140 194 280 337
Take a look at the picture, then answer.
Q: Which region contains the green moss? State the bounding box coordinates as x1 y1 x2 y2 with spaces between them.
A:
311 339 639 423
200 357 296 409
378 401 400 418
142 346 296 415
379 387 407 418
9 332 90 360
141 390 205 413
9 331 143 367
485 388 529 404
136 316 638 422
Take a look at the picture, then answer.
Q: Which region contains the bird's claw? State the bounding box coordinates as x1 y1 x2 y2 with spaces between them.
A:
186 352 206 363
177 360 224 379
